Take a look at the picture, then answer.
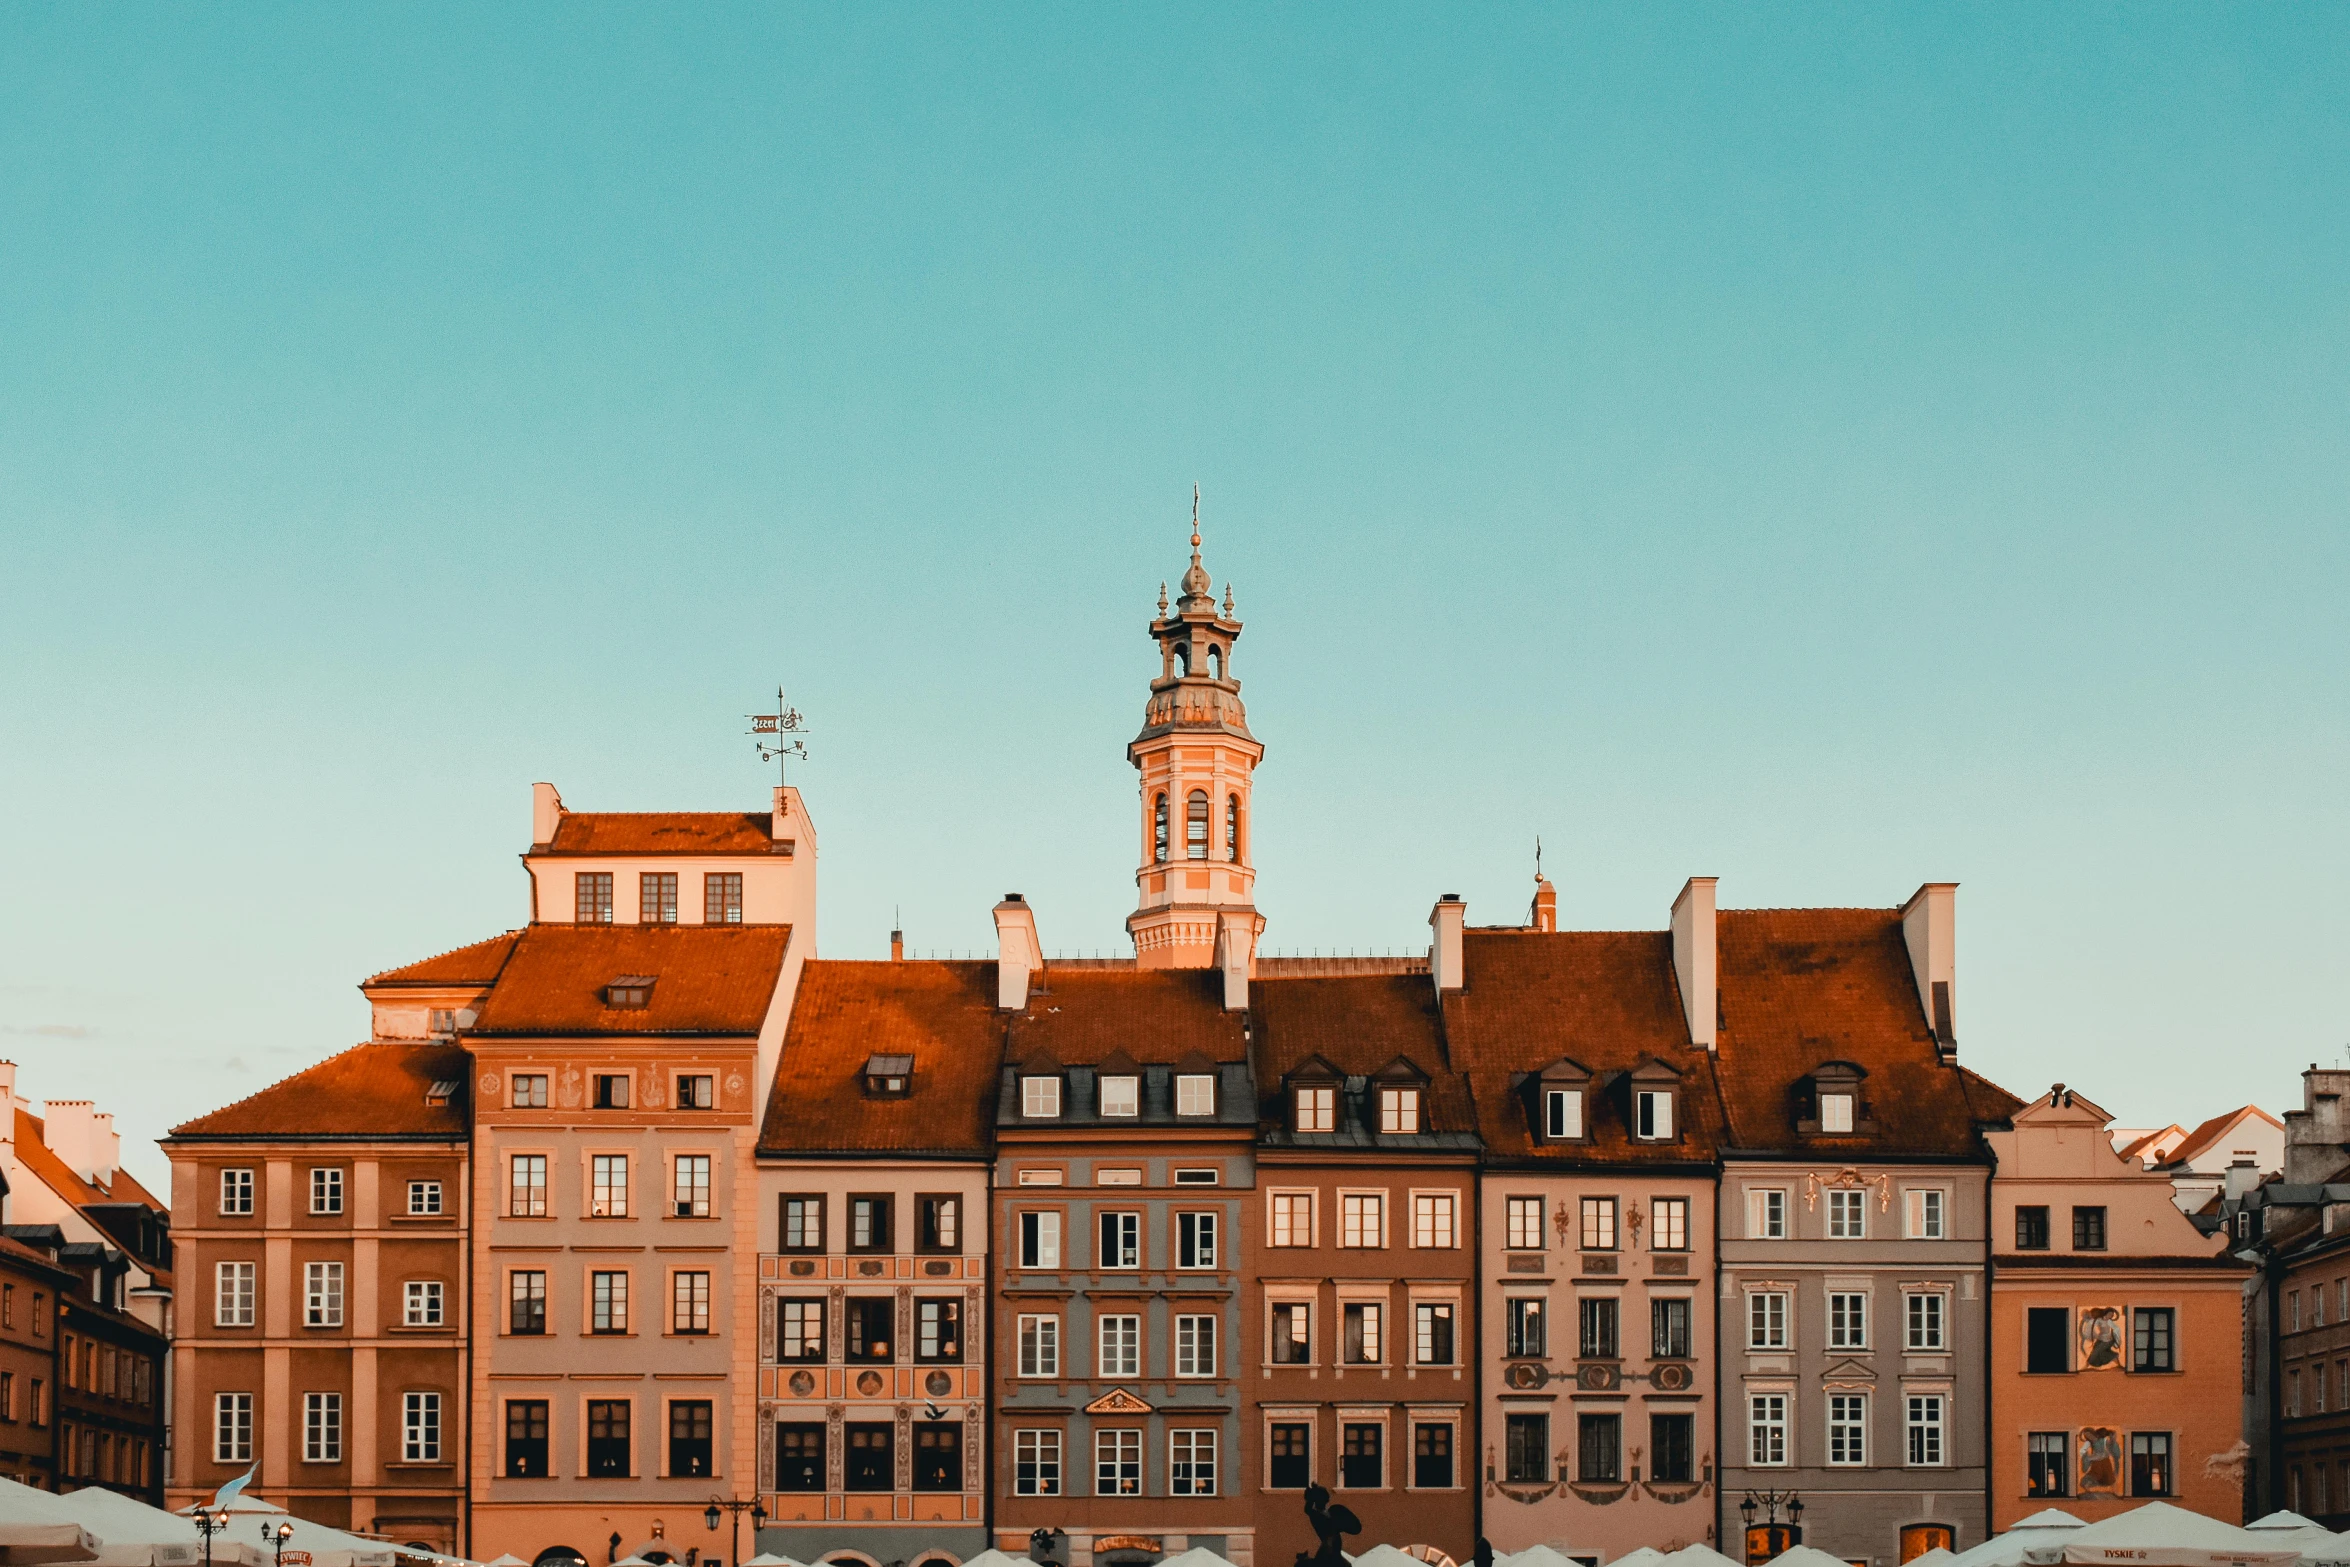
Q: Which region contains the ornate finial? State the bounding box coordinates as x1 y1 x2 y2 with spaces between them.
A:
1535 834 1543 881
1191 483 1201 553
1222 582 1234 617
1157 581 1169 616
1178 487 1213 605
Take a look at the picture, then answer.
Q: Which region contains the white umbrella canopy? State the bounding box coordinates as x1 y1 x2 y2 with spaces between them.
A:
0 1480 100 1566
33 1483 244 1567
2019 1501 2297 1566
1764 1550 1860 1567
954 1553 1037 1567
185 1510 394 1567
1946 1510 2085 1567
1608 1552 1671 1567
1659 1548 1742 1567
1496 1548 1588 1567
1905 1552 1959 1567
481 1558 528 1567
739 1556 801 1567
1155 1551 1239 1567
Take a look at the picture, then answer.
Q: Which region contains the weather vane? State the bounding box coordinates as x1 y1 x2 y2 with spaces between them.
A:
747 685 811 788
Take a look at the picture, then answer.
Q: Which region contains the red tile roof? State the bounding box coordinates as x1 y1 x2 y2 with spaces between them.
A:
364 932 521 987
1444 930 1728 1163
12 1109 171 1212
467 924 790 1036
757 960 1001 1157
2163 1105 2284 1169
540 812 776 855
1006 967 1247 1064
1249 974 1475 1139
1713 908 2021 1155
164 1044 471 1140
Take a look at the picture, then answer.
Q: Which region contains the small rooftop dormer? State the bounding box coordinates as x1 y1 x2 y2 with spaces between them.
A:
863 1054 913 1097
1524 1055 1594 1145
1621 1055 1685 1144
1284 1054 1345 1135
1371 1056 1431 1137
604 974 655 1009
1798 1060 1875 1138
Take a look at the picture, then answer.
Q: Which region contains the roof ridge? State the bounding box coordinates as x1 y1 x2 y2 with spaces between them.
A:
559 808 764 818
166 1041 376 1135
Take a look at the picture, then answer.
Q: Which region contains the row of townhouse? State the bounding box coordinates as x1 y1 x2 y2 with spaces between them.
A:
157 526 2250 1567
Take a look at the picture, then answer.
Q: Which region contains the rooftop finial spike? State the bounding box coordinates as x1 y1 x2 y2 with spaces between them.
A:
1191 482 1201 553
1535 834 1543 881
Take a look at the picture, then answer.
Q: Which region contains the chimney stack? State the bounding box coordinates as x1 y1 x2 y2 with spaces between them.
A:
1213 911 1254 1012
1901 883 1957 1056
890 925 905 962
42 1100 118 1186
1531 876 1557 934
994 895 1042 1011
1671 877 1718 1051
0 1062 15 1150
1429 895 1466 994
531 782 563 848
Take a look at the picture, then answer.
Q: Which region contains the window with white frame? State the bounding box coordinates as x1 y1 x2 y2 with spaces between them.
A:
214 1393 254 1463
1096 1427 1141 1494
215 1262 256 1328
591 1154 630 1217
407 1180 443 1216
1098 1211 1140 1269
1414 1301 1456 1365
1017 1314 1060 1377
1634 1090 1674 1140
509 1155 548 1217
1820 1092 1855 1134
1018 1211 1061 1268
1544 1088 1582 1140
1176 1314 1217 1377
1651 1196 1689 1252
1581 1196 1618 1251
404 1280 444 1328
1270 1192 1314 1248
1505 1195 1545 1250
1271 1301 1312 1363
1021 1077 1061 1118
304 1262 344 1328
1342 1193 1386 1248
1171 1427 1218 1494
219 1169 254 1216
1748 1291 1788 1349
1099 1075 1139 1117
1827 1394 1867 1466
1413 1192 1457 1248
1749 1394 1788 1466
1907 1292 1946 1351
404 1391 442 1462
1750 1187 1788 1239
1827 1188 1866 1239
1906 1187 1946 1239
1379 1086 1421 1134
1098 1314 1141 1378
777 1298 823 1361
1176 1074 1216 1116
1015 1428 1062 1495
1295 1085 1335 1133
672 1156 711 1217
1829 1291 1868 1350
1178 1211 1219 1269
1906 1394 1946 1466
510 1073 549 1108
309 1167 343 1215
1345 1301 1383 1364
302 1391 342 1463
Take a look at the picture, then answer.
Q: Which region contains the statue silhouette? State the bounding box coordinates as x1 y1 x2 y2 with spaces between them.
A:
1295 1480 1362 1567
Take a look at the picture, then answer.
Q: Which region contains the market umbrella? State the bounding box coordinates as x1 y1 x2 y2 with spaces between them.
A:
1608 1552 1670 1567
1658 1547 1741 1567
953 1553 1035 1567
2019 1501 2296 1566
1155 1550 1239 1567
1497 1548 1587 1567
1763 1550 1860 1567
1947 1510 2085 1567
177 1507 394 1567
739 1556 801 1567
0 1480 100 1565
30 1483 244 1567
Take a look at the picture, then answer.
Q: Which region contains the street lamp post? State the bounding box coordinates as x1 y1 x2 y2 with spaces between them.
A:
193 1511 227 1567
702 1496 766 1567
266 1521 294 1567
1737 1491 1804 1566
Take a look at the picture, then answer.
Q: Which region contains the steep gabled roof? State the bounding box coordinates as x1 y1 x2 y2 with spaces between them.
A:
1003 968 1246 1065
364 932 521 988
166 1043 471 1140
1712 908 2022 1156
1249 974 1475 1147
13 1110 170 1212
2163 1105 2285 1170
467 924 790 1036
757 960 1000 1157
541 812 775 856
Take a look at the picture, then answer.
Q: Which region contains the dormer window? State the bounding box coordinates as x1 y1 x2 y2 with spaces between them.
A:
1021 1077 1062 1119
1800 1062 1872 1137
1531 1056 1594 1145
863 1055 913 1097
1545 1089 1582 1140
1379 1087 1421 1135
1176 1073 1216 1117
1634 1090 1674 1141
1295 1086 1335 1133
1820 1092 1855 1134
1099 1076 1140 1117
424 1080 457 1108
604 975 654 1009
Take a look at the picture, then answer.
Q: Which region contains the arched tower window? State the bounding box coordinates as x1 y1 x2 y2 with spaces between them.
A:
1226 794 1241 863
1207 645 1223 680
1175 642 1192 677
1186 791 1210 860
1153 793 1169 864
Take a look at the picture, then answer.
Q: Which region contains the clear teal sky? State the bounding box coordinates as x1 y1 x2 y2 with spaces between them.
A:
4 7 2345 1187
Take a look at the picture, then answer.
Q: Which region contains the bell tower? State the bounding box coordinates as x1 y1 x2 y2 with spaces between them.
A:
1126 498 1264 978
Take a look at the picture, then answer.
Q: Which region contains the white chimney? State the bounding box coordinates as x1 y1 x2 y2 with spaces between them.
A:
532 782 563 848
772 785 791 845
1429 895 1466 994
1213 911 1254 1012
1901 882 1957 1054
1671 877 1718 1051
994 895 1042 1011
0 1061 15 1149
42 1100 117 1186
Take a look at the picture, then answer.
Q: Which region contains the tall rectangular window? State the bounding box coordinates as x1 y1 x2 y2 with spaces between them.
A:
576 872 613 923
1413 1192 1457 1248
846 1428 891 1493
918 1195 960 1252
304 1262 345 1328
1749 1395 1788 1466
1415 1301 1456 1365
1338 1422 1384 1490
1751 1187 1788 1239
776 1422 824 1491
1907 1291 1945 1350
639 872 678 924
1544 1088 1582 1139
1017 1314 1060 1377
1342 1193 1386 1248
1652 1297 1692 1359
591 1271 629 1334
1344 1302 1382 1365
1271 1193 1314 1247
510 1155 548 1217
781 1194 823 1252
219 1169 254 1216
1099 1211 1140 1268
1577 1413 1621 1483
509 1271 546 1335
511 1074 549 1108
1748 1292 1788 1350
2027 1307 2071 1373
215 1262 256 1328
592 1154 629 1217
1272 1302 1312 1363
845 1298 892 1362
2028 1431 2069 1496
2133 1307 2175 1372
848 1196 892 1251
914 1421 961 1492
1505 1196 1544 1250
1175 1313 1217 1377
916 1298 962 1362
1270 1422 1312 1488
1507 1297 1546 1358
1906 1395 1945 1466
668 1400 713 1477
1581 1197 1618 1251
1829 1395 1870 1469
671 1272 710 1335
2073 1206 2108 1251
1178 1211 1219 1268
1096 1428 1141 1494
587 1400 630 1476
302 1392 342 1463
1014 1429 1062 1496
1829 1291 1868 1349
1826 1188 1865 1238
1170 1428 1217 1496
214 1393 253 1463
703 873 743 923
1018 1211 1060 1268
310 1167 343 1215
778 1299 824 1362
1578 1296 1618 1359
2130 1432 2172 1496
1414 1422 1455 1488
505 1401 550 1478
404 1279 444 1328
1098 1314 1141 1378
1650 1197 1689 1251
1908 1188 1946 1239
1505 1414 1549 1483
672 1156 711 1218
1640 1416 1692 1485
403 1391 441 1462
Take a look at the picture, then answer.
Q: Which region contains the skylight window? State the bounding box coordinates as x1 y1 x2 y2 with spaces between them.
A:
604 975 655 1009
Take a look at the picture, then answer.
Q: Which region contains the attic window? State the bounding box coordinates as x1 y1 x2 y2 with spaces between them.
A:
1295 1086 1335 1134
1820 1093 1855 1134
1379 1087 1421 1135
1801 1061 1873 1137
1099 1075 1140 1117
424 1080 458 1107
864 1055 913 1097
604 975 655 1009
